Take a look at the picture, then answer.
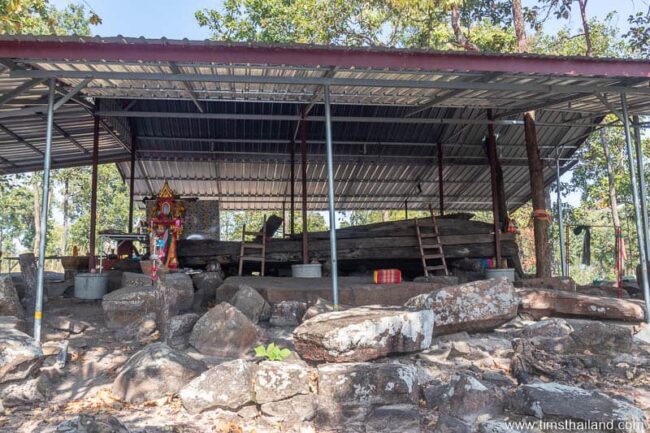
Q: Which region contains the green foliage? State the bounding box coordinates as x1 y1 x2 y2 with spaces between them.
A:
625 9 650 58
0 0 100 35
254 342 292 361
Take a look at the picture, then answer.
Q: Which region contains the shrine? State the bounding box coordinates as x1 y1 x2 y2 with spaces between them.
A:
149 181 185 275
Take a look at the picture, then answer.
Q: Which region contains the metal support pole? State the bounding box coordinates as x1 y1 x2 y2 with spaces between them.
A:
128 136 136 233
301 110 309 264
621 93 650 323
34 78 55 343
404 199 408 220
89 114 100 271
486 110 502 268
323 85 339 307
437 141 444 215
633 115 650 259
555 148 566 276
290 137 295 235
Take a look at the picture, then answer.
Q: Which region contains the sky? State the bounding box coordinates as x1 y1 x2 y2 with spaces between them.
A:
49 0 649 40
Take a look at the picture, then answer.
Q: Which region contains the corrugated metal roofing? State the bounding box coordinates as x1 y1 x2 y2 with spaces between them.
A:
1 35 649 211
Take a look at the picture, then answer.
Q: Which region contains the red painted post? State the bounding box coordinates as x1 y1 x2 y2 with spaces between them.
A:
301 110 309 264
89 114 99 270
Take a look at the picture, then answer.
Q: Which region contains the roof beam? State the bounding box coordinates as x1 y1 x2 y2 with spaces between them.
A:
34 113 89 154
0 78 91 119
0 78 45 107
12 69 650 96
0 123 44 156
169 62 204 113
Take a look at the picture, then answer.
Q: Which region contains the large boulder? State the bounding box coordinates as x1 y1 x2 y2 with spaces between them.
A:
102 286 158 329
189 302 259 357
405 278 518 336
0 274 24 318
179 359 256 413
515 276 576 291
112 342 206 403
293 306 434 362
254 360 311 404
510 383 645 433
191 272 223 311
270 301 307 327
0 328 43 384
518 289 645 321
229 285 271 324
157 273 193 313
0 375 49 408
316 361 421 431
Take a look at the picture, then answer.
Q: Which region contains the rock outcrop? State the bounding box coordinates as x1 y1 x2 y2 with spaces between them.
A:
405 278 518 335
112 342 206 403
254 360 311 404
0 274 23 318
179 359 256 413
189 302 259 357
229 285 271 324
293 306 434 362
102 286 158 329
0 328 43 384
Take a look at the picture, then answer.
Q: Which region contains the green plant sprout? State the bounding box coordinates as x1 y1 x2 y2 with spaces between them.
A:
254 342 292 361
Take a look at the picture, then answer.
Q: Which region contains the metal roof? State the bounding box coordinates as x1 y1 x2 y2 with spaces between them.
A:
1 35 649 210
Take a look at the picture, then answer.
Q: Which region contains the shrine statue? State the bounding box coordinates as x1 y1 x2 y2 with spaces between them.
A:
149 181 185 274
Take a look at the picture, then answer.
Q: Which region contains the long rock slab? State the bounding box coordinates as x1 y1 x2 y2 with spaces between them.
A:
405 278 518 335
293 306 433 362
518 289 645 321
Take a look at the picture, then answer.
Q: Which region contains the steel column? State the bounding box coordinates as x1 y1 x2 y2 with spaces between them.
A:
290 138 295 235
33 78 55 343
404 199 408 220
323 85 339 306
486 110 502 268
301 110 309 264
437 141 444 215
555 149 566 276
89 114 99 271
620 93 650 323
633 115 650 259
128 136 136 233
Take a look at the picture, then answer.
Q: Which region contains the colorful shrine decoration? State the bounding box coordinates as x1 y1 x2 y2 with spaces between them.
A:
149 181 185 277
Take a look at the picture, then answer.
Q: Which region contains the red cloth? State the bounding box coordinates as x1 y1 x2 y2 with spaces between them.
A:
373 269 402 284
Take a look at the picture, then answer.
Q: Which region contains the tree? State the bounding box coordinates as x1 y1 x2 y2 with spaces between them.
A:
0 0 100 36
625 7 650 58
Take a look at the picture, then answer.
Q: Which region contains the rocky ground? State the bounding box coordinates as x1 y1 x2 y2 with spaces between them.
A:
0 272 649 433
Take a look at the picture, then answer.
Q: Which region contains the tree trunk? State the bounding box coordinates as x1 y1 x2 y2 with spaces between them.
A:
32 175 40 256
450 4 479 51
600 129 625 268
523 112 551 278
577 0 593 57
511 0 528 52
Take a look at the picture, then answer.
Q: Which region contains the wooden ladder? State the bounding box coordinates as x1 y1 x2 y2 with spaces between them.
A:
415 210 448 277
238 216 267 276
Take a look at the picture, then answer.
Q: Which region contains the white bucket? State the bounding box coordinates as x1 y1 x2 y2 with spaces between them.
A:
485 268 516 282
291 264 322 278
74 273 109 299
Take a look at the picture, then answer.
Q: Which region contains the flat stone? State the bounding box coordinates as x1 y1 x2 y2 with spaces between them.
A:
254 360 311 404
229 285 271 324
260 393 316 422
179 359 255 413
55 414 129 433
510 382 645 433
515 276 576 291
0 274 23 318
269 300 307 327
518 288 645 321
165 313 199 350
0 315 27 332
405 278 518 335
189 302 259 357
157 272 194 313
294 306 434 362
0 328 43 384
112 342 206 403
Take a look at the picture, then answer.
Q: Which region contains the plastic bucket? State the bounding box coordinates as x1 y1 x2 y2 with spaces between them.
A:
74 273 109 299
291 264 322 278
485 268 515 282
